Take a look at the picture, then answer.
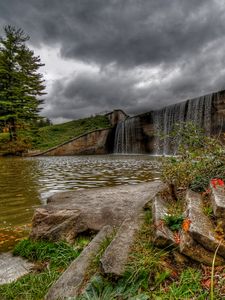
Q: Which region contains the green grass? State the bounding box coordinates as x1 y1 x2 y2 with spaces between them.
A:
13 239 80 268
163 214 184 232
0 237 91 300
78 268 207 300
153 268 208 300
32 115 111 150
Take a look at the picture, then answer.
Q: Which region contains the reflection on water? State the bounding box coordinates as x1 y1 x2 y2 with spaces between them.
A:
0 155 159 229
0 158 40 228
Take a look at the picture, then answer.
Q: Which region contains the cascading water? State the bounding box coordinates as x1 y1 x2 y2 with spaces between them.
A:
113 117 142 154
153 93 214 155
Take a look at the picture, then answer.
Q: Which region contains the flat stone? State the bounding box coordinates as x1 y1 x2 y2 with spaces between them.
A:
100 215 142 276
45 225 114 300
180 231 225 266
0 253 33 285
186 190 225 258
210 183 225 218
152 195 175 247
31 181 164 243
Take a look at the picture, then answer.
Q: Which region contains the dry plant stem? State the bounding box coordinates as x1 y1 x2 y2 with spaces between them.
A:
168 183 178 201
210 240 222 300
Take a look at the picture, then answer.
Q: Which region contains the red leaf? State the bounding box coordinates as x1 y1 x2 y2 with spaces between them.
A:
201 278 211 289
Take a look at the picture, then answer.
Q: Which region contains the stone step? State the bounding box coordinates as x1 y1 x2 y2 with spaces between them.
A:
100 215 143 277
210 182 225 218
152 194 176 247
186 190 225 259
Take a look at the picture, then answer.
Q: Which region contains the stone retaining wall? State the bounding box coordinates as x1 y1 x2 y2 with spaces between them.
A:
38 128 111 156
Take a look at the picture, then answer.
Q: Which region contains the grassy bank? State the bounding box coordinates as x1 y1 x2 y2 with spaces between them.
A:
0 114 111 153
32 115 111 151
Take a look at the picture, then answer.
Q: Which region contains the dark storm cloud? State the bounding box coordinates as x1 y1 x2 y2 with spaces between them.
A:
1 0 225 121
1 0 224 67
43 40 225 121
43 68 142 121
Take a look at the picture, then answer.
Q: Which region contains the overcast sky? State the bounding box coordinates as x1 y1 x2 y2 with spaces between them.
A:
1 0 225 123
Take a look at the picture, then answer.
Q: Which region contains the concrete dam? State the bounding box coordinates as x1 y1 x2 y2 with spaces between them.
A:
38 89 225 156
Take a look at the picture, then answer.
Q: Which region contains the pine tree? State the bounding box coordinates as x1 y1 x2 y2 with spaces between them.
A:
0 25 45 141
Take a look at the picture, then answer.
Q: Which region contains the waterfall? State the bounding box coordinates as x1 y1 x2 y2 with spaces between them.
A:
153 93 213 155
113 117 142 154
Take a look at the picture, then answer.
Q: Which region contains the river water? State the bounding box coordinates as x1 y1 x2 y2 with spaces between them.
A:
0 155 159 250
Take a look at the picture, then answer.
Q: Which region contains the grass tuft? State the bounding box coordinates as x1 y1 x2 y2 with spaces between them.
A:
0 238 88 300
13 239 80 268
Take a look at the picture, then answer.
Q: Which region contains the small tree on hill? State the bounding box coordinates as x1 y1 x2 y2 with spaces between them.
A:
0 25 45 141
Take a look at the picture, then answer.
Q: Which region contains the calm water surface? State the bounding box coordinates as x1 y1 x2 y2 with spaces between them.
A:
0 155 159 250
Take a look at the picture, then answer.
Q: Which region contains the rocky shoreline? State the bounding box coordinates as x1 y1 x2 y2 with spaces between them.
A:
2 180 225 299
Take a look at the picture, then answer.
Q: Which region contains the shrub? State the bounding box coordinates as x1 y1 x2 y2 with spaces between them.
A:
161 122 225 192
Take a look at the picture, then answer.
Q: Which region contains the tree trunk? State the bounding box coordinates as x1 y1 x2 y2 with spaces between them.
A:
9 119 17 141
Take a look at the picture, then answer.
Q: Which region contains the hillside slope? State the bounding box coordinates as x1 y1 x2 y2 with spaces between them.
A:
32 115 111 151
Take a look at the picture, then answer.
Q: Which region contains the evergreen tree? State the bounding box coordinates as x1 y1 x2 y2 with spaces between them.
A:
0 25 45 141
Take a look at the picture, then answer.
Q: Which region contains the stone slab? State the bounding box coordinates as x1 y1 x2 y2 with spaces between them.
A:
100 215 143 276
0 253 33 285
45 225 114 300
186 190 225 258
31 181 164 243
210 183 225 218
152 195 175 247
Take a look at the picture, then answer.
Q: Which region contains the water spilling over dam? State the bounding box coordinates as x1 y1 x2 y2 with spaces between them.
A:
113 117 143 154
153 93 213 155
113 91 225 155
